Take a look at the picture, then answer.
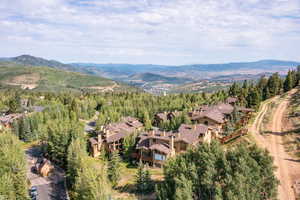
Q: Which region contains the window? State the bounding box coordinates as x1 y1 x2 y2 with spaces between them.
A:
204 121 209 125
154 153 166 161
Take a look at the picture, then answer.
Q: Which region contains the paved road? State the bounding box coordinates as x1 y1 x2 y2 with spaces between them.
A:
26 147 69 200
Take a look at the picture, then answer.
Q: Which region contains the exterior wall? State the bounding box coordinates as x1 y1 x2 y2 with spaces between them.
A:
203 130 212 143
195 117 222 131
91 144 101 157
174 141 188 153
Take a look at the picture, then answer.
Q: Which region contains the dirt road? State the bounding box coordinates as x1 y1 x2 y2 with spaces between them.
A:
251 89 299 200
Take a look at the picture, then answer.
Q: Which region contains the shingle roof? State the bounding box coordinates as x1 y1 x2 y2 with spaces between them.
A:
149 143 172 155
104 117 143 143
178 124 208 144
226 97 238 104
89 137 98 145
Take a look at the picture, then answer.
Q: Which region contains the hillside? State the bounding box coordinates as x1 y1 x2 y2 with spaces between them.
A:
129 73 192 84
0 55 77 72
0 62 133 92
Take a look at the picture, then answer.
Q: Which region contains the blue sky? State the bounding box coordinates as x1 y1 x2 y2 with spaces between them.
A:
0 0 299 65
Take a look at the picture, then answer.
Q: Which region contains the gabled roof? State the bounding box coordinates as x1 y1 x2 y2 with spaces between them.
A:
178 124 209 144
226 97 238 104
103 117 143 143
89 137 98 145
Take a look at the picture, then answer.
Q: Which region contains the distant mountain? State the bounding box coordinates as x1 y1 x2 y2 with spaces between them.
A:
71 60 300 80
0 61 136 93
129 73 192 84
0 55 76 71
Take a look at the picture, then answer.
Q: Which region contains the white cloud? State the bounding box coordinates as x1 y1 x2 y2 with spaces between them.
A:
0 0 299 64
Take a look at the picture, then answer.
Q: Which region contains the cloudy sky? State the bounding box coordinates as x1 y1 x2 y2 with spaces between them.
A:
0 0 299 65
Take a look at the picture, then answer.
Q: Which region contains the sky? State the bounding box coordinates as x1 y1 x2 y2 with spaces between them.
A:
0 0 300 65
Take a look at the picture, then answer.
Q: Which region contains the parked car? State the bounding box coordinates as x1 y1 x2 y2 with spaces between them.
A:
30 186 38 199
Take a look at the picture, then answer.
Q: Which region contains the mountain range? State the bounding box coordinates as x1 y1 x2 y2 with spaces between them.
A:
1 55 299 93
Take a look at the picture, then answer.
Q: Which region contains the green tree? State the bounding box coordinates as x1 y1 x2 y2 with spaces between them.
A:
108 150 121 188
156 141 278 200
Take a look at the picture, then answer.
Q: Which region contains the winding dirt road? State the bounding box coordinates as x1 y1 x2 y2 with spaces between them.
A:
251 89 299 200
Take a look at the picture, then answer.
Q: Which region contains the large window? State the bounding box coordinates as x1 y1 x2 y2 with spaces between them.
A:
154 153 166 161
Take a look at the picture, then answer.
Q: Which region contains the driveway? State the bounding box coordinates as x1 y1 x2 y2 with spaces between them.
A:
26 147 69 200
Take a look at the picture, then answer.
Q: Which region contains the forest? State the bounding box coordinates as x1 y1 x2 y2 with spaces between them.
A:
0 67 299 200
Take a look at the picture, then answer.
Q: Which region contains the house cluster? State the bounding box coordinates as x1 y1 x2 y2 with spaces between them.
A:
0 98 45 130
89 97 254 167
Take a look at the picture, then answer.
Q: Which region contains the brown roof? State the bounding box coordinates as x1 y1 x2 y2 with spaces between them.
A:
149 143 172 155
0 114 23 124
155 113 168 121
236 106 255 113
104 117 143 143
214 103 234 115
89 137 98 145
177 124 208 144
190 109 225 124
226 97 238 104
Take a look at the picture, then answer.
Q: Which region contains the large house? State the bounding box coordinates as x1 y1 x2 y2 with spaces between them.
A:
0 113 23 129
135 124 212 167
89 117 144 157
188 101 253 132
154 111 181 125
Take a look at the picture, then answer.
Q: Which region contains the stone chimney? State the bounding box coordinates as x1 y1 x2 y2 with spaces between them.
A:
105 130 110 139
170 136 174 149
170 136 175 156
97 134 102 151
151 130 155 136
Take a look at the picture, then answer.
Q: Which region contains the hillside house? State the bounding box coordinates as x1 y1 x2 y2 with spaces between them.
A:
89 117 143 157
135 124 212 167
225 97 238 105
154 110 181 125
0 113 23 129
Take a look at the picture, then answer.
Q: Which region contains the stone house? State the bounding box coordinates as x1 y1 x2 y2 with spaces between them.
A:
135 124 212 167
89 117 144 157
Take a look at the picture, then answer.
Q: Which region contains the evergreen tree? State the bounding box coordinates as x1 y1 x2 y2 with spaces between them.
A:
283 70 294 92
108 150 121 188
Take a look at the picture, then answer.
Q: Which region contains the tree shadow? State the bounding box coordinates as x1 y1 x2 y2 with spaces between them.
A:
262 128 300 136
284 158 300 163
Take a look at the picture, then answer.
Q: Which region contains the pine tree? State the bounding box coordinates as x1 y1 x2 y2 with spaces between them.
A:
283 70 294 92
108 150 121 188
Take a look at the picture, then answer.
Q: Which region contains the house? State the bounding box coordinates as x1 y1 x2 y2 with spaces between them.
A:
225 97 238 105
0 113 23 129
89 117 144 157
154 111 181 125
35 158 53 177
189 108 225 132
135 124 212 167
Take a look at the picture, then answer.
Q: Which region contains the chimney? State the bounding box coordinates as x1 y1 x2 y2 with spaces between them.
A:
170 136 174 151
106 130 110 139
97 134 102 151
194 125 196 130
178 132 181 138
151 130 155 136
162 131 166 137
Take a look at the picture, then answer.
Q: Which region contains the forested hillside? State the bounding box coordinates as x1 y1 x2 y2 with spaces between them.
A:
0 62 136 93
